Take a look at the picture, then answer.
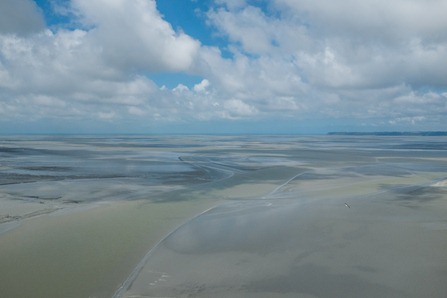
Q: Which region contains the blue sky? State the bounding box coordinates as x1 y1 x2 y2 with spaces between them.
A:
0 0 446 134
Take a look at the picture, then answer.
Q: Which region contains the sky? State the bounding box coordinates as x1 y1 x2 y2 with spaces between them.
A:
0 0 446 134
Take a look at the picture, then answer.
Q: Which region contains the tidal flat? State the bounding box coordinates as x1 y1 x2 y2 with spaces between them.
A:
1 135 447 297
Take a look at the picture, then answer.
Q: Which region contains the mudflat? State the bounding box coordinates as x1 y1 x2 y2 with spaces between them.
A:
1 135 447 297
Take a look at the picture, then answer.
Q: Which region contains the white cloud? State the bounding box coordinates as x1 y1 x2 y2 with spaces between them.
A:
173 84 190 93
98 111 116 120
0 0 205 125
272 0 447 89
199 0 447 127
389 116 426 126
127 106 146 116
72 0 200 72
0 0 446 132
223 99 257 118
215 0 248 11
0 0 45 36
394 91 442 105
208 6 276 54
297 47 359 88
275 0 447 40
193 79 210 93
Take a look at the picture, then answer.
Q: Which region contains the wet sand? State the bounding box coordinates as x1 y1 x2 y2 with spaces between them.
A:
120 194 447 298
0 199 217 298
1 135 447 297
120 179 447 298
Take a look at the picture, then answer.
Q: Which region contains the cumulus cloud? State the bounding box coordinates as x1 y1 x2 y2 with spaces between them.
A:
193 79 210 93
0 0 208 125
272 0 447 88
0 0 446 132
275 0 447 41
214 0 248 11
0 0 45 36
202 0 447 127
223 99 257 118
72 0 200 72
208 6 277 54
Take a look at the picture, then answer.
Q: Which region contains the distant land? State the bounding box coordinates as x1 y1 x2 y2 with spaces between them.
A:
327 131 447 136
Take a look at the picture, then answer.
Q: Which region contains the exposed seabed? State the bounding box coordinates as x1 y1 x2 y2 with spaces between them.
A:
1 135 447 297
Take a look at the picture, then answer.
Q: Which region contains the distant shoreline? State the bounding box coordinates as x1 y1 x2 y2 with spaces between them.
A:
327 131 447 136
